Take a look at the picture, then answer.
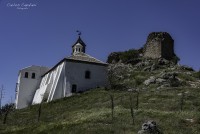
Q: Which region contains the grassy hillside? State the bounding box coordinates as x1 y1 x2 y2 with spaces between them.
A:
1 86 200 134
1 52 200 133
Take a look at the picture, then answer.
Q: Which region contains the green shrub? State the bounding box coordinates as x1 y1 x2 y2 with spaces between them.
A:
171 55 180 64
178 73 196 81
193 70 200 79
119 49 139 63
107 52 122 63
107 49 142 64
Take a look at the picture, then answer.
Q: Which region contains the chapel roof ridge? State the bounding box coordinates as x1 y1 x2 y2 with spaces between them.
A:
66 52 107 65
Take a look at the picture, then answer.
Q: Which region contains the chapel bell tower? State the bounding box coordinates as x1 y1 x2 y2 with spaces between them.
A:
72 36 86 55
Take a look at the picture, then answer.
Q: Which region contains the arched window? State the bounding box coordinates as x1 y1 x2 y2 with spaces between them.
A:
32 73 36 79
25 72 28 78
85 71 91 79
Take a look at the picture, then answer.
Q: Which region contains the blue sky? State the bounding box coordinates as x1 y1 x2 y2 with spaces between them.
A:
0 0 200 105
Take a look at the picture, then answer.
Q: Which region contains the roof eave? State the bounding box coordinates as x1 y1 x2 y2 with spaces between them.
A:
41 58 108 77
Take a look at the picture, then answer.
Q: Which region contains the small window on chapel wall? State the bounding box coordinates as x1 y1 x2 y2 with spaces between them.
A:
85 71 91 79
32 73 36 79
72 84 77 93
25 72 28 78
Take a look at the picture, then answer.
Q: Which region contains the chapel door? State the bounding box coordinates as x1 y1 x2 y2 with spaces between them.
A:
72 84 77 93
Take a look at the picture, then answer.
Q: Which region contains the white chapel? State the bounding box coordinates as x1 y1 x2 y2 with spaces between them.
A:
15 36 108 109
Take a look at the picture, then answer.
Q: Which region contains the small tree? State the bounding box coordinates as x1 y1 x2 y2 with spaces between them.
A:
129 94 135 125
108 65 116 89
109 93 114 121
37 103 42 122
197 70 200 79
135 91 139 110
107 64 133 90
180 92 185 111
0 103 15 124
193 69 200 79
37 94 47 122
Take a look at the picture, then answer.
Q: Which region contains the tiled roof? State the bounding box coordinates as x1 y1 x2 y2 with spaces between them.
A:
42 53 107 77
66 52 107 65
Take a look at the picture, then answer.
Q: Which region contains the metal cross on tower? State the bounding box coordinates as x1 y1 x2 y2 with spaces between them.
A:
76 30 82 36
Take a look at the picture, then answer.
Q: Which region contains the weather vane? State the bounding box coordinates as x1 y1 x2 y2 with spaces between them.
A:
76 30 82 36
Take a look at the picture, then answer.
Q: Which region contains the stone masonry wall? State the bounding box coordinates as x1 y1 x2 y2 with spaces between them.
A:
161 38 174 60
143 39 162 59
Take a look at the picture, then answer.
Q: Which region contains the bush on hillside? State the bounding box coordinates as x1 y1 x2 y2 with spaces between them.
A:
108 64 134 90
171 55 180 64
119 49 140 63
107 48 143 64
107 52 122 63
0 103 15 124
192 70 200 79
0 103 15 114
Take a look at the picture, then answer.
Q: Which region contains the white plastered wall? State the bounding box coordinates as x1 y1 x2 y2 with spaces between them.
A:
16 66 49 109
32 60 108 104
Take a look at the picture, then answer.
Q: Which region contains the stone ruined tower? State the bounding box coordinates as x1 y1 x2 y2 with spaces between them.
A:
143 32 175 60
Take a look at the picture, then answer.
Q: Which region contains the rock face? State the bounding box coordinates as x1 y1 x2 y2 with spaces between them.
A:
143 32 176 60
143 72 181 87
138 121 162 134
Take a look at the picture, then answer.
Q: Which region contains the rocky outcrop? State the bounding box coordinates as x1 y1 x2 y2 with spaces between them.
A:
135 61 151 69
144 72 181 87
105 32 200 90
107 32 179 65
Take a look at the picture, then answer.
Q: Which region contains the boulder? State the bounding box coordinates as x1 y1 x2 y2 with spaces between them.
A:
144 76 156 85
156 78 166 84
135 61 150 69
151 63 157 71
158 58 169 65
160 72 177 79
127 88 140 92
138 120 162 134
143 66 151 71
157 72 181 87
